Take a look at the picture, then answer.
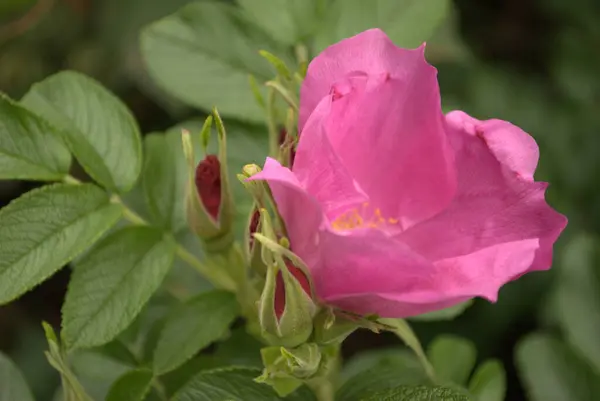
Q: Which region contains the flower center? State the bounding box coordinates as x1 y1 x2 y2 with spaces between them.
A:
331 203 398 231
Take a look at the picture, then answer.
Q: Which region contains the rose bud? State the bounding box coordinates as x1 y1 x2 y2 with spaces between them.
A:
183 111 234 250
249 29 567 319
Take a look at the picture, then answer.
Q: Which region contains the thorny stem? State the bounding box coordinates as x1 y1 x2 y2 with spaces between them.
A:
62 174 224 289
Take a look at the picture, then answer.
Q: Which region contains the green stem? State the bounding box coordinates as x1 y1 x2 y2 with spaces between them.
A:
382 318 436 382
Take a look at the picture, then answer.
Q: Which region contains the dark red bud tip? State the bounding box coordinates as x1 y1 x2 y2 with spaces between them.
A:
195 155 221 220
248 209 260 248
274 262 311 320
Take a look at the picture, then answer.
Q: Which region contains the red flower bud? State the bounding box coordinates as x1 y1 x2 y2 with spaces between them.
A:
248 208 260 248
274 262 311 320
195 155 221 220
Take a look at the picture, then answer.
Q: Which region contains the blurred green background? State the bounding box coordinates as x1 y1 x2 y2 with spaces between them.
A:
1 0 599 400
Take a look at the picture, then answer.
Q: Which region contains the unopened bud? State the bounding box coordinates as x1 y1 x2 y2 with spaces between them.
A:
259 257 316 348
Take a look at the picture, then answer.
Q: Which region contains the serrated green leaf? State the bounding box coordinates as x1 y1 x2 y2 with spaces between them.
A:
410 301 473 322
0 94 70 180
0 352 35 401
237 0 321 46
106 369 154 401
142 132 187 231
468 360 505 401
153 290 239 374
0 183 121 305
21 71 142 193
360 385 471 401
337 348 429 401
428 335 476 385
140 1 290 123
171 367 315 401
553 235 600 372
62 227 176 349
516 334 600 401
313 0 450 53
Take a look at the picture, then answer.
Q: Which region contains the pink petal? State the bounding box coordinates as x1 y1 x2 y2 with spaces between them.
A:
322 63 455 228
293 97 368 219
301 29 426 130
399 112 567 269
249 158 323 267
446 111 539 181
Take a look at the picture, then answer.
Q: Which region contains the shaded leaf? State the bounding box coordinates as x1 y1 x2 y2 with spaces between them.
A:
0 184 121 305
62 227 176 349
428 335 476 385
360 384 471 401
21 71 142 193
106 369 153 401
410 301 473 322
468 360 506 401
0 352 35 401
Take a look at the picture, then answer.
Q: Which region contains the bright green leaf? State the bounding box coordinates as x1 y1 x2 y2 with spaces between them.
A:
141 1 290 123
237 0 321 46
21 71 142 193
468 360 506 401
516 334 600 401
0 94 70 180
360 385 471 401
337 348 429 401
153 290 239 374
428 335 476 385
142 132 187 231
106 369 154 401
0 183 121 305
171 367 315 401
62 226 176 349
0 352 35 401
553 234 600 372
313 0 450 54
410 301 473 322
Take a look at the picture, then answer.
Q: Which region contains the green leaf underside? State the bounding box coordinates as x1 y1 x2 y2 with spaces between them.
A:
153 290 239 374
0 94 71 180
21 71 142 193
516 334 600 401
0 183 121 305
0 352 35 401
105 369 154 401
313 0 450 54
142 131 188 232
428 335 477 385
171 367 315 401
62 226 176 349
360 385 471 401
337 349 429 401
141 1 289 123
410 301 473 322
468 360 506 401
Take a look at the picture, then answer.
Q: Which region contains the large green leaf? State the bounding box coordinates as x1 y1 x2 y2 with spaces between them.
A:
553 235 600 372
62 226 176 349
171 367 315 401
516 334 600 401
468 360 505 401
141 1 288 123
153 290 239 374
105 369 153 401
337 348 429 401
0 183 121 305
142 132 188 231
360 385 471 401
0 94 70 180
313 0 450 54
428 335 476 385
0 352 35 401
236 0 321 46
21 71 142 193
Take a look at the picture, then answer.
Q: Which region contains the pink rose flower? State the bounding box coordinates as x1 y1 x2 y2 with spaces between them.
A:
251 29 567 318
